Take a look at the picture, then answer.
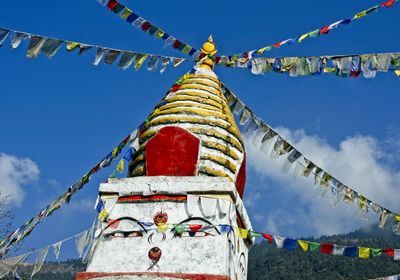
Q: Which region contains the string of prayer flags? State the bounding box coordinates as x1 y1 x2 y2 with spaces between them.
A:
0 229 91 278
216 0 398 60
221 83 400 235
217 52 400 79
242 228 400 261
0 26 190 74
97 0 199 58
0 124 142 258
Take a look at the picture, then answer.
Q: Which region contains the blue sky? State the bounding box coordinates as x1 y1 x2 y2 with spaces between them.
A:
0 0 399 259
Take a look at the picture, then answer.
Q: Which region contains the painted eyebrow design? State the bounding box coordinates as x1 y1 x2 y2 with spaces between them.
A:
104 216 149 233
170 217 221 235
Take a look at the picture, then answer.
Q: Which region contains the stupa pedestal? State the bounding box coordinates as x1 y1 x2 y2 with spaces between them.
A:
76 176 252 280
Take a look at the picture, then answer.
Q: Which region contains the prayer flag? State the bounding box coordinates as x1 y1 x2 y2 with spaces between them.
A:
354 10 367 19
11 32 27 49
394 249 400 260
298 240 309 251
344 247 358 257
249 231 261 238
235 228 249 239
274 236 285 248
262 233 273 244
133 54 148 70
66 41 79 52
219 224 232 233
116 159 124 173
27 36 46 58
333 245 345 255
283 238 298 250
309 242 320 252
359 247 370 259
372 248 383 257
384 248 395 257
298 33 309 43
120 8 132 19
118 52 136 70
93 47 107 66
0 28 9 47
321 243 334 255
53 241 62 260
104 49 121 65
31 247 48 278
41 38 63 59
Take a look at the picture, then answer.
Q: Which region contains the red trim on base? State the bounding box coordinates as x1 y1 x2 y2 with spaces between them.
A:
76 272 230 280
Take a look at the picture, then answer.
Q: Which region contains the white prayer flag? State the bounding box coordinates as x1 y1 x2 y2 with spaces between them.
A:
31 247 48 278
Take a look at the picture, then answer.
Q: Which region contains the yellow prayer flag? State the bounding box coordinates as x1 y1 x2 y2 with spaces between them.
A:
298 33 309 43
111 147 119 157
359 247 370 258
298 240 309 251
258 47 268 55
120 8 132 20
323 67 336 73
354 11 367 19
359 196 367 210
134 54 148 70
395 70 400 76
154 30 165 39
66 42 79 52
116 159 124 173
98 208 109 221
235 228 248 238
394 214 400 222
157 223 168 233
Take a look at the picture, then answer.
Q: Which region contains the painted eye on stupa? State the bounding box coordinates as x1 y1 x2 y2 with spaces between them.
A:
103 217 148 238
104 230 143 238
171 217 221 238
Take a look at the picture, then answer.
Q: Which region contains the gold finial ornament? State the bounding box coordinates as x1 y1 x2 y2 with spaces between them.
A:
199 35 217 70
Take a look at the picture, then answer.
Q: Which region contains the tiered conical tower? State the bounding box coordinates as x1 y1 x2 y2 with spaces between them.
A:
77 37 253 280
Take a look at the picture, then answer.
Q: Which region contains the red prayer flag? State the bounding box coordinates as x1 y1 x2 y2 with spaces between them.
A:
107 0 119 10
170 84 181 93
350 71 361 78
188 224 202 232
272 42 282 48
319 25 330 34
141 22 151 32
321 243 334 255
107 219 120 229
173 40 181 49
380 0 396 7
383 248 395 257
262 233 273 244
215 56 221 64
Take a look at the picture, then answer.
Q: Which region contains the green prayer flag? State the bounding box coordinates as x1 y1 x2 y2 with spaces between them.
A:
372 248 383 257
113 3 125 13
308 29 320 38
309 241 320 252
249 231 261 238
173 224 185 234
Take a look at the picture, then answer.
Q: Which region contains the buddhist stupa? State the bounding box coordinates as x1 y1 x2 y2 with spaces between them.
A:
76 37 253 280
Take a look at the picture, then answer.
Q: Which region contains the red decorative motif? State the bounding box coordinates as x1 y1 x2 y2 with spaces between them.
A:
145 126 200 176
153 211 168 226
235 153 246 198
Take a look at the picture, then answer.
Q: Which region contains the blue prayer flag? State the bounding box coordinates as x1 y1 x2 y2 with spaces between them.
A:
344 246 358 257
283 238 298 250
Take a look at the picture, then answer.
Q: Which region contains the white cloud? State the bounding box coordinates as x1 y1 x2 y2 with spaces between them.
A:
0 153 40 206
245 128 400 237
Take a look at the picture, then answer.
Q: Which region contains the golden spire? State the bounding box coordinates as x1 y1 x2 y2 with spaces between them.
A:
199 35 217 70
